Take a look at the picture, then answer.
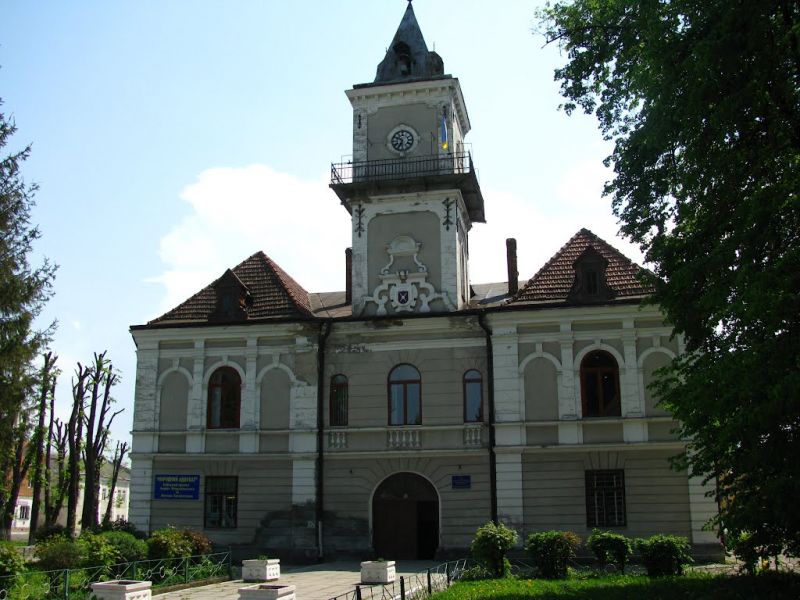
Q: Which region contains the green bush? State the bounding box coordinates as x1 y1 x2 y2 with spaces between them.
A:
31 524 68 544
0 542 26 584
99 531 148 563
100 518 147 540
147 526 194 559
459 564 493 581
77 531 118 567
34 535 83 570
636 534 693 576
586 529 633 573
180 529 212 556
469 522 518 578
524 530 581 579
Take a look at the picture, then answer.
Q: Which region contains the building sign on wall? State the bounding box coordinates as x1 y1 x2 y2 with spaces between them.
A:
153 474 200 500
451 475 471 490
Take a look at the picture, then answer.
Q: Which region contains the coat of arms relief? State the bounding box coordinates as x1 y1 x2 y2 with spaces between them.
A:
364 235 453 315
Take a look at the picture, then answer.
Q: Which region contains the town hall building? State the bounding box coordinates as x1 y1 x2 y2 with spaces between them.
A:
129 3 719 561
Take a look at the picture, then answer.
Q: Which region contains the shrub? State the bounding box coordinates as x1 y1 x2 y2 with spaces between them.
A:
31 524 68 544
77 531 118 567
0 542 25 583
469 522 518 578
100 518 147 540
180 529 212 556
524 530 581 579
99 531 148 563
147 526 194 559
34 535 83 570
459 564 493 581
586 529 633 573
636 534 693 576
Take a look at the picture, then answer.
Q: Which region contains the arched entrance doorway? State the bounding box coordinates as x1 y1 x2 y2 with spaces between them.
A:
372 472 439 559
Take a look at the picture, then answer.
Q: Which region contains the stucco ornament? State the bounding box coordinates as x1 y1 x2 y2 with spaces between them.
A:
365 235 454 315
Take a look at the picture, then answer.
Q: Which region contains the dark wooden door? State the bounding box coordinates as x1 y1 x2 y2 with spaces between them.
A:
373 498 418 559
372 472 439 559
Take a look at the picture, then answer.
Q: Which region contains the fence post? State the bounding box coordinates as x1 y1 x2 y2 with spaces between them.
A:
132 561 137 581
184 558 189 583
64 570 70 600
355 585 362 600
427 569 432 594
446 564 450 586
400 576 405 600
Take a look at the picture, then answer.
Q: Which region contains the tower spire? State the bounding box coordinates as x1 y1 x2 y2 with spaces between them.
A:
374 0 444 84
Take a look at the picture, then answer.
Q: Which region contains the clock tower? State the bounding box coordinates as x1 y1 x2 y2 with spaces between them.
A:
331 1 485 317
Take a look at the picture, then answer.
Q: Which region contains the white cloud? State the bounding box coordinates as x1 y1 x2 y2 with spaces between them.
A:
151 164 352 316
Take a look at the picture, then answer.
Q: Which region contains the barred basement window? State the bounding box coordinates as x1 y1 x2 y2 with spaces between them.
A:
204 476 237 529
586 470 626 527
330 374 348 426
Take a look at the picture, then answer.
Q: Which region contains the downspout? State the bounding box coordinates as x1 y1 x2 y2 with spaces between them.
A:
478 312 498 523
315 320 332 562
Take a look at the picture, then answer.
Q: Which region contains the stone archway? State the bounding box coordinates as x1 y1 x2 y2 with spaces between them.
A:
372 472 439 560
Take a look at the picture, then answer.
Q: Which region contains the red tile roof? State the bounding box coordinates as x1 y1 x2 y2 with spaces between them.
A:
148 251 312 325
508 228 653 305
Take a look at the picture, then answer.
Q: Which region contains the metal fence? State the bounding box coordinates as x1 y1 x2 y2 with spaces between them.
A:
0 552 231 600
327 559 468 600
330 153 472 185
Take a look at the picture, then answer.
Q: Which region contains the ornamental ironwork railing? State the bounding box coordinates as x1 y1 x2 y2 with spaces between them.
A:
326 559 469 600
331 153 472 185
0 552 231 600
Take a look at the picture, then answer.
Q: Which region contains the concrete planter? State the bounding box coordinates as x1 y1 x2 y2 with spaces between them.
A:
360 560 396 584
90 580 152 600
242 558 281 582
238 584 296 600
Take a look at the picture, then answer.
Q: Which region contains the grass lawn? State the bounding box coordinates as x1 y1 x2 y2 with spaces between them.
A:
431 572 800 599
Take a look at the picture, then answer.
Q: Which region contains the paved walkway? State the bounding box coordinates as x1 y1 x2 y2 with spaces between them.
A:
156 561 439 600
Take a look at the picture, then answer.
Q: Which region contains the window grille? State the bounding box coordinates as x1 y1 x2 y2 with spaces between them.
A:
585 470 626 527
204 476 238 529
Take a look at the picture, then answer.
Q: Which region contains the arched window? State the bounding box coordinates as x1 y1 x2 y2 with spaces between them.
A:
580 351 621 417
463 369 483 423
207 367 241 428
330 374 348 427
388 364 421 426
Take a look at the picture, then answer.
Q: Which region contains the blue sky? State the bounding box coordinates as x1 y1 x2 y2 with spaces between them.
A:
1 0 642 447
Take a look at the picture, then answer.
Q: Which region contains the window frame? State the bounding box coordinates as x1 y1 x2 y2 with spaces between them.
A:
204 476 238 529
463 369 483 423
330 374 349 427
579 350 621 418
387 364 422 426
206 366 241 429
585 469 627 527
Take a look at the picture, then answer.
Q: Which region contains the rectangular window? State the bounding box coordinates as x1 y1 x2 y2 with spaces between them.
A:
18 505 30 520
585 470 626 527
204 476 237 529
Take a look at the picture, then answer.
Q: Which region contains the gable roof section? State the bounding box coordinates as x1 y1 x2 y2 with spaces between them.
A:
508 228 653 306
148 251 312 325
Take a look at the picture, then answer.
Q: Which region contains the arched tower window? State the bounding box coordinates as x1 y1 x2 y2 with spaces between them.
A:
393 41 412 76
388 364 421 425
580 351 621 417
463 369 482 423
207 367 241 428
330 374 348 427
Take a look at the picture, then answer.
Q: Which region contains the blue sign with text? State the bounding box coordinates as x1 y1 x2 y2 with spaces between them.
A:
154 474 200 500
452 475 471 490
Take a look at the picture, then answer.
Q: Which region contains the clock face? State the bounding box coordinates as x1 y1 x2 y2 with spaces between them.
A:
390 129 415 152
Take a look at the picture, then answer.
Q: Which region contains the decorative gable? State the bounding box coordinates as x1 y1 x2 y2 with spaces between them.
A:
210 269 252 322
568 245 616 304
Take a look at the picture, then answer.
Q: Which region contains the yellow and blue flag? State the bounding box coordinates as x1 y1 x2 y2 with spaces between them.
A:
440 112 449 150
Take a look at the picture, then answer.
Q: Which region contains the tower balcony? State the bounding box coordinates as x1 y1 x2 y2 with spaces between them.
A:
330 152 485 223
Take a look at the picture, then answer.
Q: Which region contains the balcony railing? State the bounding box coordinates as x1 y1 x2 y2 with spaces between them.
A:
331 152 473 185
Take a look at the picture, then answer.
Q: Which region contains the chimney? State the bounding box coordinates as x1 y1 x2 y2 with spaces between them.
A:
345 247 353 305
506 238 518 295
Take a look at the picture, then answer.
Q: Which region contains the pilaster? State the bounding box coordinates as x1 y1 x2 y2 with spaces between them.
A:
558 322 578 419
621 320 642 417
689 473 719 545
128 455 153 534
239 338 259 453
186 339 205 453
495 451 524 537
492 325 522 424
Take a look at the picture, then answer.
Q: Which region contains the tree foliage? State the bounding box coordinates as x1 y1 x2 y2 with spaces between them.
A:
0 99 56 536
539 0 800 553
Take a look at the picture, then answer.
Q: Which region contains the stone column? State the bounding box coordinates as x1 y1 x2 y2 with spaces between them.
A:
557 323 582 444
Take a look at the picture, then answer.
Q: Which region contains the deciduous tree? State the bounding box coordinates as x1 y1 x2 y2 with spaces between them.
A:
539 0 800 554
